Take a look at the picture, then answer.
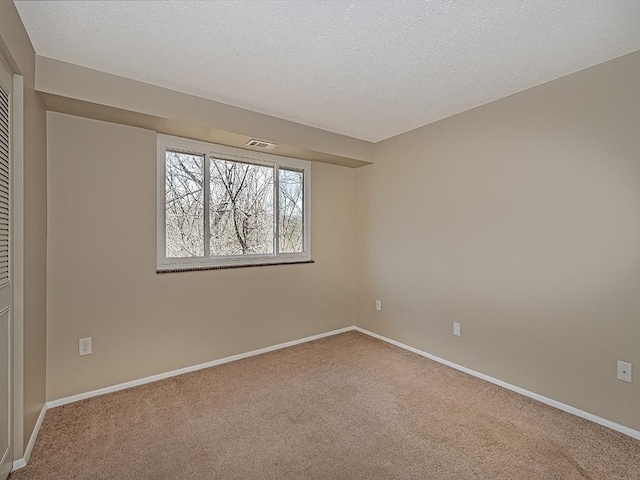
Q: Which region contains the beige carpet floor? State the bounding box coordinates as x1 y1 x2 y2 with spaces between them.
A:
9 331 640 479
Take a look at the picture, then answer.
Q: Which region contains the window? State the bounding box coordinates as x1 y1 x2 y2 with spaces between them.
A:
157 135 311 271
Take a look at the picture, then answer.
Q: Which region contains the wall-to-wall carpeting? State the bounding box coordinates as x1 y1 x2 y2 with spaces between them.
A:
10 332 640 479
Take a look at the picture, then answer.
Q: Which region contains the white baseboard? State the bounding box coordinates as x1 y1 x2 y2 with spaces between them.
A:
16 324 637 472
12 403 48 471
47 326 355 409
354 326 640 441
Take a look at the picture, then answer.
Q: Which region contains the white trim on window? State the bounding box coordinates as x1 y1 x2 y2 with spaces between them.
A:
157 135 311 271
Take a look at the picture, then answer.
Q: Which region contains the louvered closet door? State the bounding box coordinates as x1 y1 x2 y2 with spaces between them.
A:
0 58 12 480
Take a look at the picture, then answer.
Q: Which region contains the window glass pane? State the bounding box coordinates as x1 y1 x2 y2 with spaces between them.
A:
210 159 274 256
279 168 304 253
165 151 205 258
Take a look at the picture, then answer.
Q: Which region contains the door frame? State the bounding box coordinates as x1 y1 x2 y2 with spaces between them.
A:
10 71 24 470
0 45 25 468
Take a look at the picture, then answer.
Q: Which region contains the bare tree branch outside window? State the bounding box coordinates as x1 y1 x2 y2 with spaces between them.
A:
279 169 304 253
210 159 274 255
165 151 204 258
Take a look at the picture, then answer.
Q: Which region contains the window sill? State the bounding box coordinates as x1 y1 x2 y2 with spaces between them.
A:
157 260 315 274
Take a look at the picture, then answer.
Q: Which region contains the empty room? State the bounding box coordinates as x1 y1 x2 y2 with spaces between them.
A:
0 0 639 478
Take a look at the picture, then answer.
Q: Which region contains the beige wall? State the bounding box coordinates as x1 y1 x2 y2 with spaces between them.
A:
23 85 47 448
356 50 640 430
0 0 47 457
36 56 373 168
46 112 354 400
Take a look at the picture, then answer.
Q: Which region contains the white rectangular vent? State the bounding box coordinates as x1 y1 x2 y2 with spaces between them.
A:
245 139 278 150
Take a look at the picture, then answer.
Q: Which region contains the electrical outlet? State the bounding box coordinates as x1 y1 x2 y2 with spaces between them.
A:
79 337 92 356
375 300 382 311
617 361 632 383
453 322 461 337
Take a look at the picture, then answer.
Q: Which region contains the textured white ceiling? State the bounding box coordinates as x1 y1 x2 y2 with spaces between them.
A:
14 0 640 142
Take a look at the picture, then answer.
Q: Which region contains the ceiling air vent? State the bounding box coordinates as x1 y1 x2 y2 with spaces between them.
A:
245 139 278 150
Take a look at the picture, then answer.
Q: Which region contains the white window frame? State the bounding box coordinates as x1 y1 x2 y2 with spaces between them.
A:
157 134 311 271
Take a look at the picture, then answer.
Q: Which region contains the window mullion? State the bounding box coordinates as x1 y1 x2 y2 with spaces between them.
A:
204 153 211 258
274 163 280 256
